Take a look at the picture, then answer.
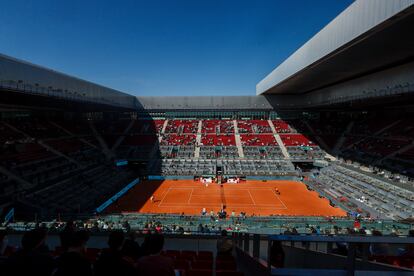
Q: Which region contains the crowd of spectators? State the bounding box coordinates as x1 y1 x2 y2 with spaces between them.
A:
0 226 177 276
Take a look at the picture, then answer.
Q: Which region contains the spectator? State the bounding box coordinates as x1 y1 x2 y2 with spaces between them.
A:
54 230 92 276
95 230 135 276
198 224 204 233
136 234 174 276
217 230 233 256
369 230 390 256
401 230 414 258
270 241 285 268
121 232 143 262
5 228 55 276
0 230 8 256
59 221 76 252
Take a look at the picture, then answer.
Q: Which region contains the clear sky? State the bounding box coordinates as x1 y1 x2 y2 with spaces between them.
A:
0 0 353 96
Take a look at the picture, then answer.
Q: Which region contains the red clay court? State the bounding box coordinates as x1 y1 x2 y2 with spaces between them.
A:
106 180 346 217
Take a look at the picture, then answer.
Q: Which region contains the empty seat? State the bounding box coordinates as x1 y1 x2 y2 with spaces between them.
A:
163 250 180 259
187 269 213 276
85 248 101 263
216 271 244 276
181 250 197 258
216 260 237 271
197 251 213 261
192 260 213 270
216 255 235 262
174 259 190 271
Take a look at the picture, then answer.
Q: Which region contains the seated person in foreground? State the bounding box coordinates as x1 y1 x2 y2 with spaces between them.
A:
54 230 93 276
136 233 175 276
217 230 233 256
95 230 136 276
5 228 55 276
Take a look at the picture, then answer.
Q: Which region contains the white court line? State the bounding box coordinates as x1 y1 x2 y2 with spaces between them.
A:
157 187 287 209
270 188 288 209
157 204 288 209
157 187 172 207
187 188 194 204
159 203 281 206
157 187 172 200
247 190 256 206
162 186 279 190
190 195 252 198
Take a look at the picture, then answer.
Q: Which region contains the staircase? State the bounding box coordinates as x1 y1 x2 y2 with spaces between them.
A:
233 120 244 158
268 120 290 159
161 119 169 134
195 120 202 158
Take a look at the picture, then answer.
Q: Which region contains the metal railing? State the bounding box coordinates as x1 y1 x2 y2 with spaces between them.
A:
5 212 413 236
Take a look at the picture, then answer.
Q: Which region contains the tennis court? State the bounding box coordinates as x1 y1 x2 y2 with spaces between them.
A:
106 180 346 217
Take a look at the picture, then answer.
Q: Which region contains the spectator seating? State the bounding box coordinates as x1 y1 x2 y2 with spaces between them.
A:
12 119 67 139
237 120 272 134
314 164 414 220
272 119 291 133
165 120 198 134
201 134 236 146
240 134 277 146
202 120 234 134
161 134 196 146
279 134 315 147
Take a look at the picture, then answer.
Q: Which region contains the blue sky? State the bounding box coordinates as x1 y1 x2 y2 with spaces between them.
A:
0 0 353 96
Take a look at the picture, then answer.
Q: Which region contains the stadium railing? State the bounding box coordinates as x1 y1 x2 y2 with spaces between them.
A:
233 233 414 275
5 213 413 236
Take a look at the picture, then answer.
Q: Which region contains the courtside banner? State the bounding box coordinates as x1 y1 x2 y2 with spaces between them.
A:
4 208 14 223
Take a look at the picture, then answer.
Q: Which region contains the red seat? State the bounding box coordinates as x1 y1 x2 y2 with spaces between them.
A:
187 269 213 276
3 246 16 257
174 259 190 271
182 250 197 257
216 260 237 271
162 250 180 260
216 271 244 276
399 257 414 269
192 260 213 270
179 253 196 262
85 248 101 263
197 251 213 261
216 255 235 262
166 250 181 257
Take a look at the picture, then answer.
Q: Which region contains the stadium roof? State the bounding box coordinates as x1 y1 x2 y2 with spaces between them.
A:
257 0 414 95
0 53 137 109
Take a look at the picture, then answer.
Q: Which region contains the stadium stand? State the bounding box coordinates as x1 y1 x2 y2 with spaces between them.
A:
1 1 414 274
